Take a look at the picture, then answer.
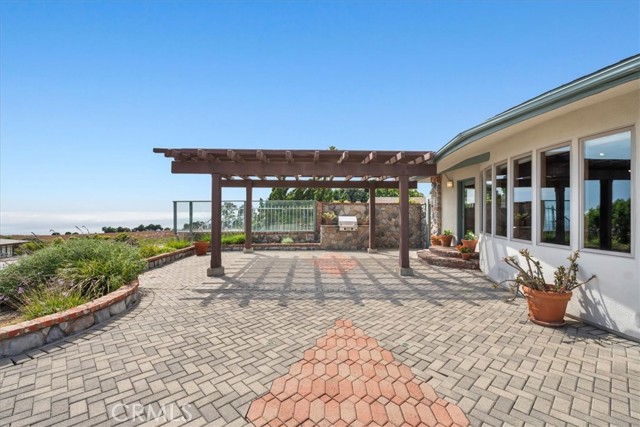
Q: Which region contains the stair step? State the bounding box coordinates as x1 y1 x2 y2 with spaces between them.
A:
428 245 479 260
417 249 480 270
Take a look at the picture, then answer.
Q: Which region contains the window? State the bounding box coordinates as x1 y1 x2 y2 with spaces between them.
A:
495 163 508 237
513 156 532 240
583 130 632 253
484 168 492 233
540 146 570 245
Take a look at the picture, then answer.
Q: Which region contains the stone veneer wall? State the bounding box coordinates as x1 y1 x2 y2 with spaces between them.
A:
429 183 442 237
321 203 424 249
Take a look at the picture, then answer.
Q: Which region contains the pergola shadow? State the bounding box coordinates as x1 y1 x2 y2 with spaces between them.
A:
181 252 504 308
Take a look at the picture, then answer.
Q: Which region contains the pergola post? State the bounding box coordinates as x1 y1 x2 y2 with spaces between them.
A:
244 182 253 253
368 181 377 253
398 175 413 276
207 173 225 276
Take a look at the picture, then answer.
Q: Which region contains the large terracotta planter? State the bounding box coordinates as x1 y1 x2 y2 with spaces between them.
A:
194 241 209 256
522 286 572 327
461 239 477 252
439 235 453 247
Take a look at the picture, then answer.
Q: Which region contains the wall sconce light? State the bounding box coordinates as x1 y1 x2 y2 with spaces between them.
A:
446 180 454 188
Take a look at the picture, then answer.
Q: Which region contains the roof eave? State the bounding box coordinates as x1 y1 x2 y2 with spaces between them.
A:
434 55 640 162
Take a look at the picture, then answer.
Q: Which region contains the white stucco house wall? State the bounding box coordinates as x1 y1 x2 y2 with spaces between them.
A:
432 54 640 340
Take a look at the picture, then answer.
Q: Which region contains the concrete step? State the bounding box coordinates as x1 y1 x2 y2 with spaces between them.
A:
416 249 481 270
427 245 479 260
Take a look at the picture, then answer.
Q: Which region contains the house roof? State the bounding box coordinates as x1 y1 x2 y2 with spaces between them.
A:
0 239 28 246
435 54 640 161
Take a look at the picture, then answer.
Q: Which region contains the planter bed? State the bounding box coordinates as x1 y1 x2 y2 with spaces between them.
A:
0 280 140 357
146 245 196 269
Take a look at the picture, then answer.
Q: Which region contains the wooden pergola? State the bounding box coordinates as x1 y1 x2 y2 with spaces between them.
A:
153 148 437 276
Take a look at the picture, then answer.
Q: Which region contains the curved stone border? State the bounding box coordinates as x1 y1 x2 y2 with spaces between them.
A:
147 246 196 269
0 280 140 357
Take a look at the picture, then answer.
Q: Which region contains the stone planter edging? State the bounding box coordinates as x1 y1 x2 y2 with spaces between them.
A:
146 246 196 269
0 280 140 357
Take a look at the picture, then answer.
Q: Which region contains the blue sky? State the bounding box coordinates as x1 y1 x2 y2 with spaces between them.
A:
1 0 638 234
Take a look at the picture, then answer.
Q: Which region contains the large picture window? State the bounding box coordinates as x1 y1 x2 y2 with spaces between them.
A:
513 156 532 240
540 146 570 245
583 130 632 253
484 168 492 233
495 163 508 237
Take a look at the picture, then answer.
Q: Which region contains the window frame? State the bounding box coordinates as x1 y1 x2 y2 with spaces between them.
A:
579 126 635 258
493 161 509 239
536 141 572 249
482 166 493 236
511 153 533 242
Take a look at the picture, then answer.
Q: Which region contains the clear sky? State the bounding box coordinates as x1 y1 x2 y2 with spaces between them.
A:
1 0 638 235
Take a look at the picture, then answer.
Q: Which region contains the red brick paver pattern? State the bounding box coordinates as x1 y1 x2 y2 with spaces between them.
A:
247 319 470 426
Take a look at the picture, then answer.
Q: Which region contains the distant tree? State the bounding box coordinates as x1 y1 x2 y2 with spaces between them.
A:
102 226 117 233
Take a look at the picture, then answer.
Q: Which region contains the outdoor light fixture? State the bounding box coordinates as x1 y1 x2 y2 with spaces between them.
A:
443 173 454 188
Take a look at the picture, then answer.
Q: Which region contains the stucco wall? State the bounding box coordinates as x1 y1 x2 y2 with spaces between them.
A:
436 88 640 340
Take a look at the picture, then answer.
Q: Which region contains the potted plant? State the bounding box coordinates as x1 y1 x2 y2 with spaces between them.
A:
461 230 478 252
322 211 337 225
439 229 454 247
430 235 441 246
500 249 595 327
456 244 473 260
193 234 210 256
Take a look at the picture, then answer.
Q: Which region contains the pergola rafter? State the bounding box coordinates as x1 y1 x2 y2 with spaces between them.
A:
154 148 437 277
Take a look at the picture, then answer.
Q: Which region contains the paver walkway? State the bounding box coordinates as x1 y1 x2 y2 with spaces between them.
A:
0 250 639 427
247 318 469 426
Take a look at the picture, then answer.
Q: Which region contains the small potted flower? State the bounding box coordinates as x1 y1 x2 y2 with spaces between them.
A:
439 229 454 247
430 235 441 246
461 230 478 252
456 244 473 260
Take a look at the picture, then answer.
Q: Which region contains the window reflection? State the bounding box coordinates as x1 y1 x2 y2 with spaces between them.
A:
513 156 532 240
583 131 631 253
540 146 571 245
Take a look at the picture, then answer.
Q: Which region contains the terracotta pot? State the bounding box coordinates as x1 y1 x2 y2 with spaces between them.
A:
461 239 477 252
522 286 572 327
194 241 209 256
430 238 441 246
439 235 453 247
460 252 473 260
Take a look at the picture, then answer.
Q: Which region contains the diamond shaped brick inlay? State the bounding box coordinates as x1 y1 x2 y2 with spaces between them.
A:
245 319 470 426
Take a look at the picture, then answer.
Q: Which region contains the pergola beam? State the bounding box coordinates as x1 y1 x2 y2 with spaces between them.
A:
219 180 417 189
171 160 435 177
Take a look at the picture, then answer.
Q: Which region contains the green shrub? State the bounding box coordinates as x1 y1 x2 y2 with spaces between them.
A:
164 240 192 250
138 244 171 258
281 237 294 244
15 240 48 255
20 284 89 320
0 238 145 306
221 233 245 245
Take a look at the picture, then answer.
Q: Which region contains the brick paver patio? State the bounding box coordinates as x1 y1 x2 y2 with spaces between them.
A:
1 250 639 426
